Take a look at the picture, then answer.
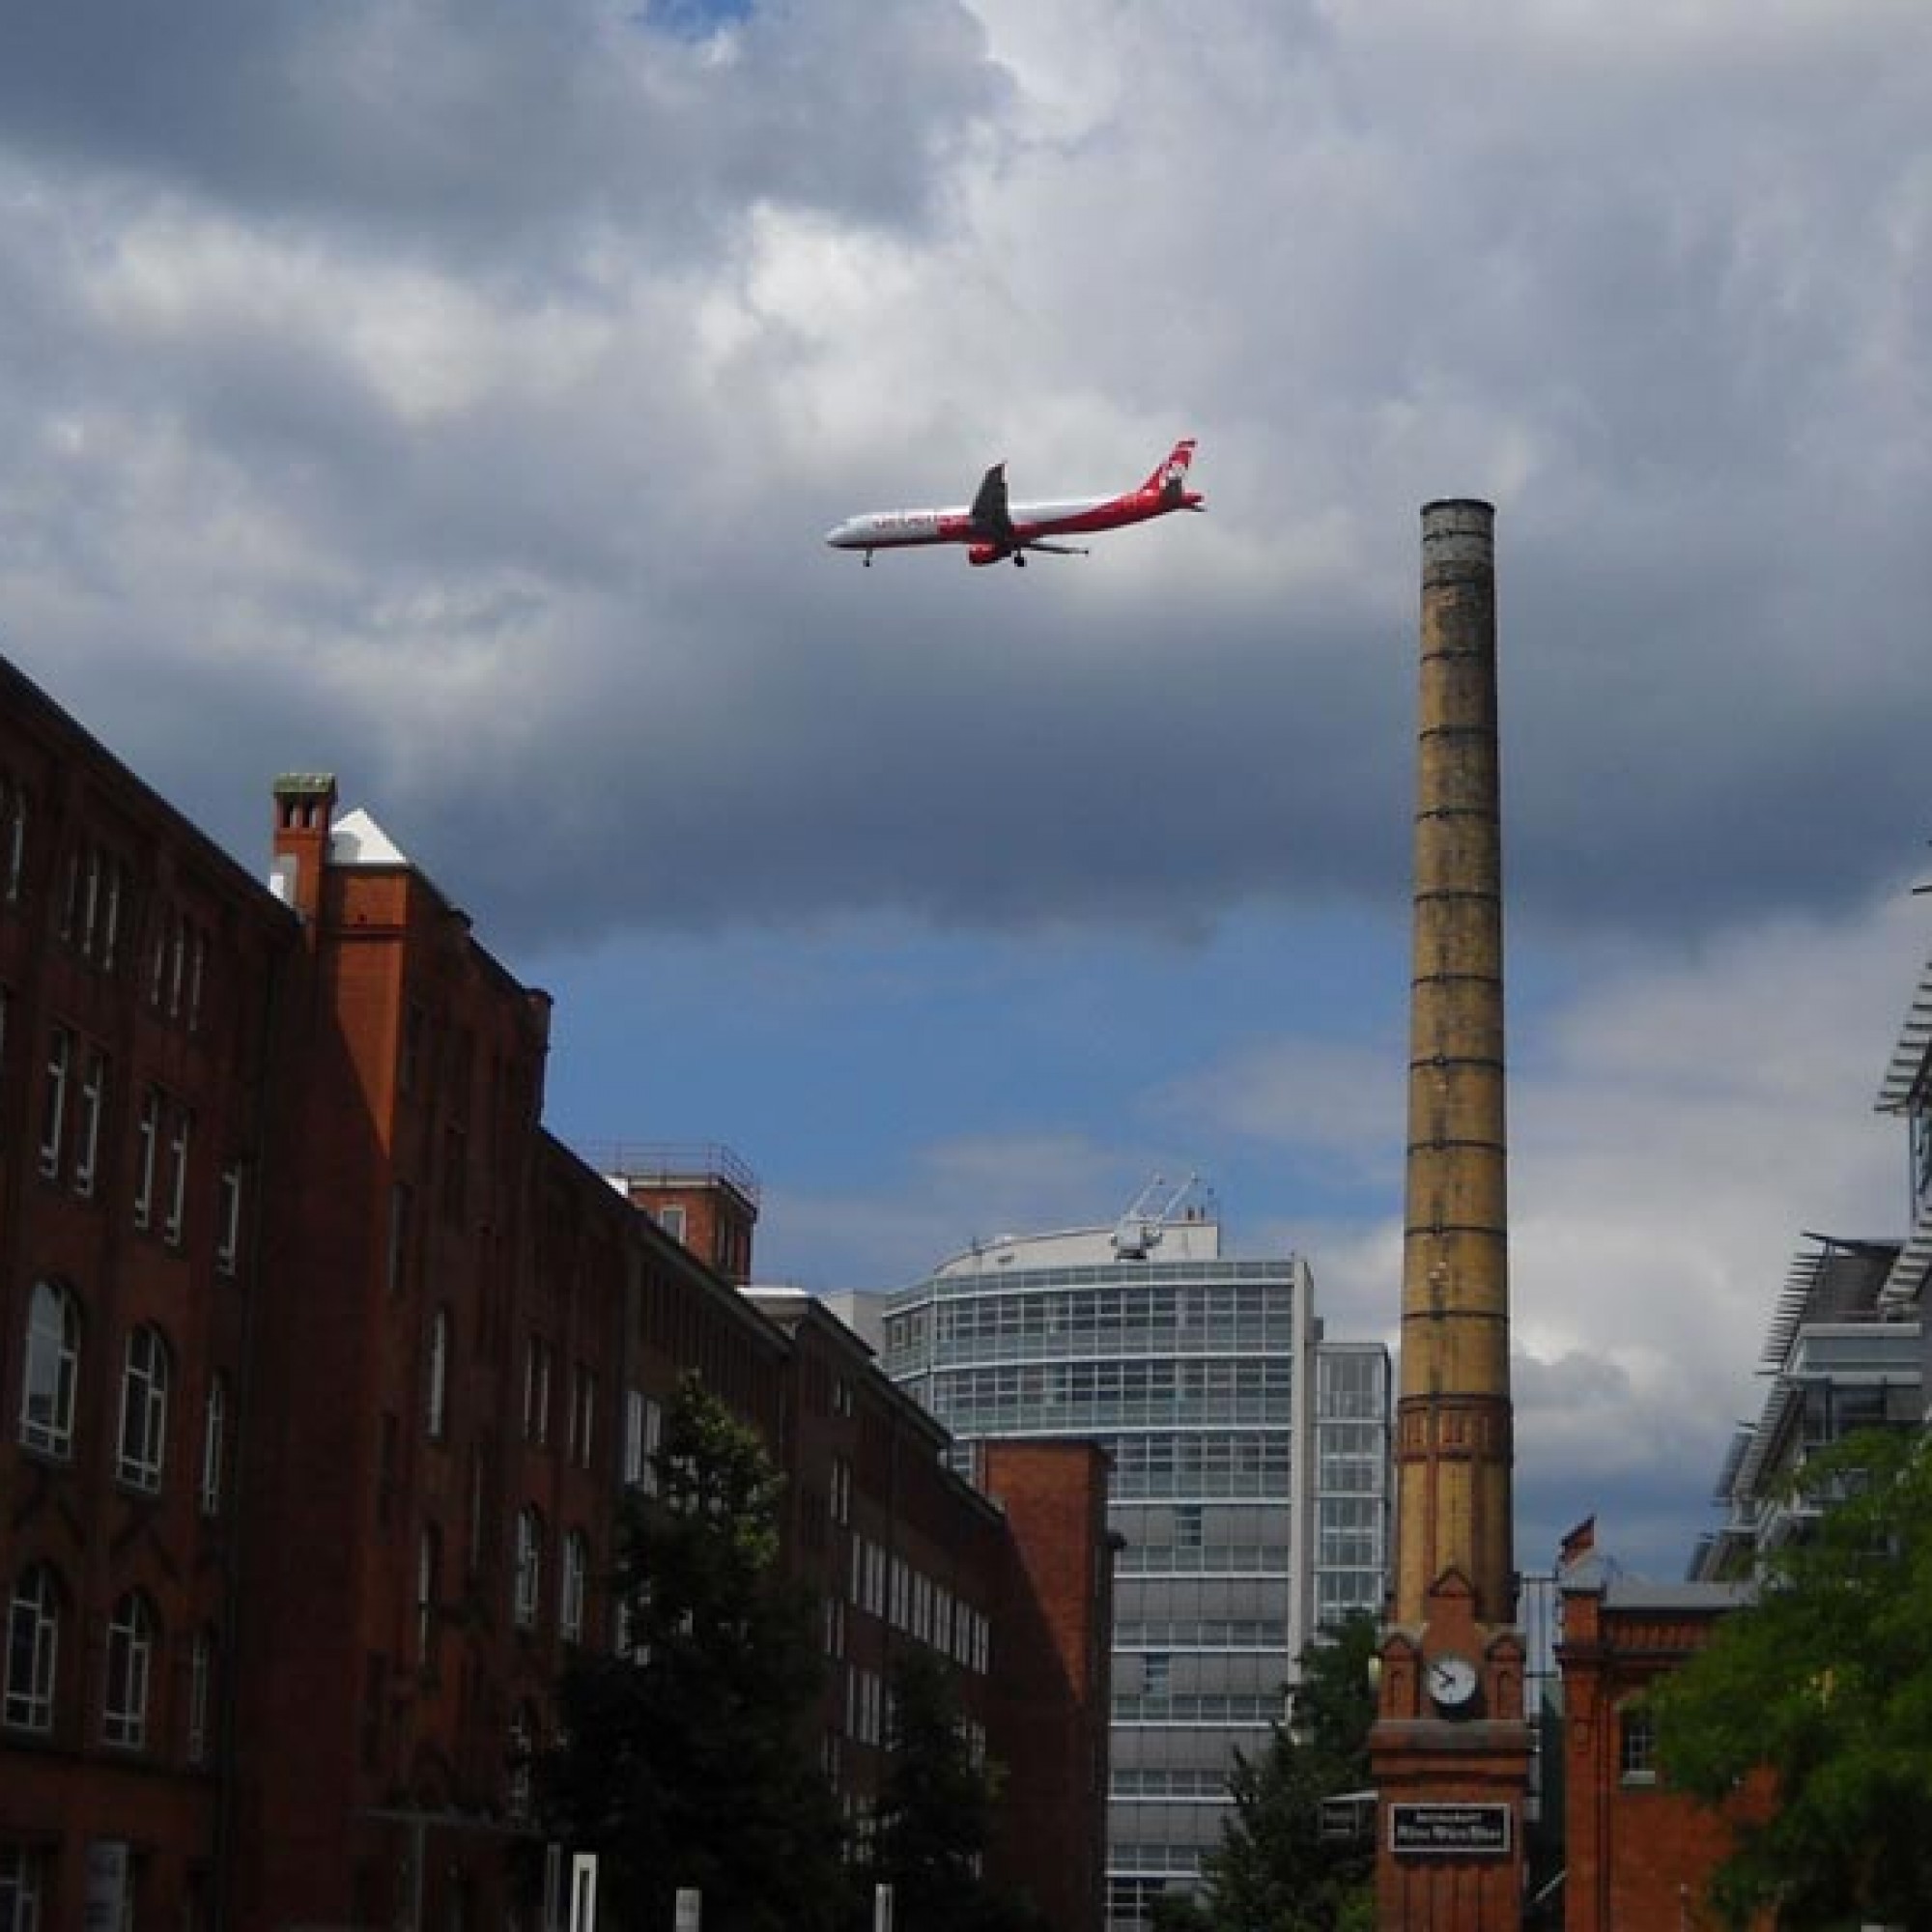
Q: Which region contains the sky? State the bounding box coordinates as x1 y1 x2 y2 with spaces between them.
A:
1 0 1929 1577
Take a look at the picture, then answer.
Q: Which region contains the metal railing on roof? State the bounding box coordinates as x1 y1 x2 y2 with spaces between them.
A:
582 1141 761 1206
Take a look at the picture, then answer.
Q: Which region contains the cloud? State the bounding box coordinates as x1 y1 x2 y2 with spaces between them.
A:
0 0 1009 251
1175 888 1921 1575
0 1 1926 952
0 0 1928 1574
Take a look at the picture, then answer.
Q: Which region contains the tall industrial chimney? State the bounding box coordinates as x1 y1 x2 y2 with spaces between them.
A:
1370 499 1531 1932
1394 497 1514 1627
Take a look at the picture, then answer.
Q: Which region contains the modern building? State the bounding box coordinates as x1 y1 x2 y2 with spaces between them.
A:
1691 1235 1917 1581
0 653 1112 1932
879 1184 1390 1932
1875 930 1932 1380
1310 1341 1393 1631
1552 906 1932 1928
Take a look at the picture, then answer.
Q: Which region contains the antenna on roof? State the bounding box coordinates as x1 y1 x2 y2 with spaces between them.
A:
1111 1173 1202 1260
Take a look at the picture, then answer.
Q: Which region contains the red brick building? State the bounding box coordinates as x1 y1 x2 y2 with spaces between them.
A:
0 661 298 1929
1555 1557 1767 1932
0 657 1113 1932
749 1293 1114 1931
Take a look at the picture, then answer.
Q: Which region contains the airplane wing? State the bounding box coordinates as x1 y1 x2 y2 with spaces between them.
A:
969 463 1015 544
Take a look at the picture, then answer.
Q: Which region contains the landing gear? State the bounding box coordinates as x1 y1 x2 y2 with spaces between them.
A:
1013 553 1027 568
864 551 873 568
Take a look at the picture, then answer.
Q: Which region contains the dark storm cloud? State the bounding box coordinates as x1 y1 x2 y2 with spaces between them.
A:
0 0 1927 958
0 0 1009 251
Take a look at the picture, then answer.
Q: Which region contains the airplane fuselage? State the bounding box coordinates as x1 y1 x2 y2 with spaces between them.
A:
825 440 1203 566
826 491 1154 553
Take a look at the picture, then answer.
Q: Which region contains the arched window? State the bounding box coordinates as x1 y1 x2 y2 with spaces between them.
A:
559 1530 589 1642
116 1325 170 1492
102 1590 156 1748
426 1306 450 1440
512 1509 543 1631
19 1280 80 1458
199 1373 228 1517
3 1564 62 1732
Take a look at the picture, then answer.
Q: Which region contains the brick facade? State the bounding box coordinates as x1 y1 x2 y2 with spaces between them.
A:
0 655 1111 1932
1556 1563 1769 1932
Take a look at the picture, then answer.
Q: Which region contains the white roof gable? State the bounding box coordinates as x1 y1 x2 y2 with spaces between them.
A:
328 807 411 868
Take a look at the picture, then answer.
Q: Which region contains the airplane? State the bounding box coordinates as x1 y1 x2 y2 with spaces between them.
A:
824 438 1203 567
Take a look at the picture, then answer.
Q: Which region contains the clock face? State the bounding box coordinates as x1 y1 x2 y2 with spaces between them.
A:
1426 1653 1479 1709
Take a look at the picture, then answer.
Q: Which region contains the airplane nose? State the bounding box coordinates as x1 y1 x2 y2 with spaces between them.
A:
824 522 853 548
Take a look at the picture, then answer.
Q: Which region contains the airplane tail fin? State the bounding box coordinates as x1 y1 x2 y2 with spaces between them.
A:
1144 438 1200 504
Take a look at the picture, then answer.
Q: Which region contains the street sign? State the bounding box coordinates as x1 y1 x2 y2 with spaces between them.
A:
1388 1803 1513 1857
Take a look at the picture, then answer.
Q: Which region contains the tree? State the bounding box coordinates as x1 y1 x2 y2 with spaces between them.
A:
869 1645 1040 1932
1166 1612 1379 1932
1652 1428 1932 1928
537 1375 851 1932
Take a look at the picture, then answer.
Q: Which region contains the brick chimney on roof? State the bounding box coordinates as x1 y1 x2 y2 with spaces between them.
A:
270 773 337 927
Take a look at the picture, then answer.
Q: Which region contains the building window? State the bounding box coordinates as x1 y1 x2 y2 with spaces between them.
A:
61 843 128 970
102 1591 156 1748
133 1088 161 1228
524 1337 552 1445
416 1527 441 1667
560 1530 588 1642
199 1375 227 1517
513 1509 543 1630
215 1164 244 1274
623 1390 663 1492
0 1845 44 1932
568 1366 595 1468
185 928 207 1032
1618 1702 1658 1783
163 1107 192 1244
185 1628 215 1766
116 1325 170 1492
37 1028 69 1178
656 1203 687 1244
426 1307 450 1440
4 1566 61 1732
165 913 187 1017
19 1280 80 1459
72 1047 106 1196
467 1439 490 1579
0 773 26 906
507 1704 538 1822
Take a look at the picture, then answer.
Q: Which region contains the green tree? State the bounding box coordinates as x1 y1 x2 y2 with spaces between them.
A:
537 1374 851 1932
1652 1428 1932 1929
870 1646 1041 1932
1175 1612 1379 1932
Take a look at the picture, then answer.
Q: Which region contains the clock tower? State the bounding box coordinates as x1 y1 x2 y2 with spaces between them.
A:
1368 501 1533 1929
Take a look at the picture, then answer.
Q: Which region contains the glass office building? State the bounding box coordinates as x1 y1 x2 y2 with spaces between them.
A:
881 1201 1389 1932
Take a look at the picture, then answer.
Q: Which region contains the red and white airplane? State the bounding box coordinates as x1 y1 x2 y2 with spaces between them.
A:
825 438 1204 567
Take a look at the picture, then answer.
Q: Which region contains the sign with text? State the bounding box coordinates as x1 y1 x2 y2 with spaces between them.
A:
1388 1803 1513 1857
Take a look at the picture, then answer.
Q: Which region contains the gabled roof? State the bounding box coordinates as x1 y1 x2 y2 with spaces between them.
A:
328 807 410 867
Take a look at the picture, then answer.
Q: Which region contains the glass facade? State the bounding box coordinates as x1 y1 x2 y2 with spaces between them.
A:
883 1217 1389 1932
1311 1344 1393 1631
